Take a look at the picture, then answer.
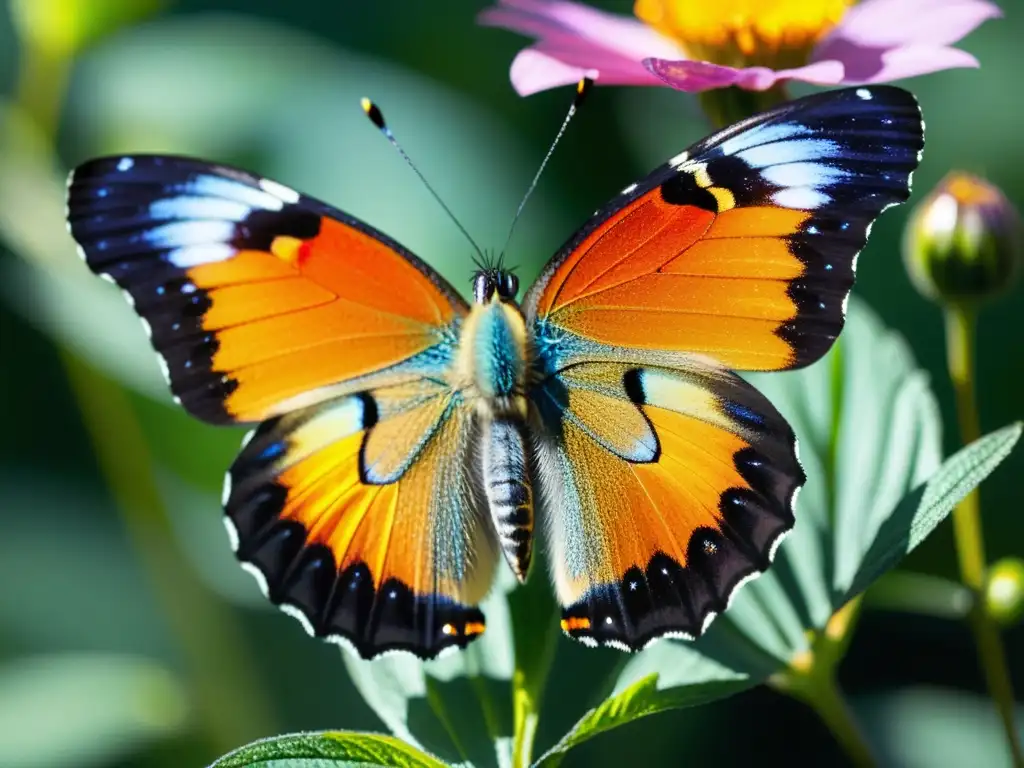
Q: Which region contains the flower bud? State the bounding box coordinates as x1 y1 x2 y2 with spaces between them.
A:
983 557 1024 627
903 172 1021 307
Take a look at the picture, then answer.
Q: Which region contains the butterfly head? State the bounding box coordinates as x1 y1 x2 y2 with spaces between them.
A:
473 269 519 304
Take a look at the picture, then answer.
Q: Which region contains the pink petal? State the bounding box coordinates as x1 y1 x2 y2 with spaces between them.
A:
644 58 845 93
510 49 594 96
816 0 1001 53
479 0 682 94
480 0 680 60
838 44 980 83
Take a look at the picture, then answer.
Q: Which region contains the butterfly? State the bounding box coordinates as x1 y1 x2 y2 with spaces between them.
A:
66 85 924 660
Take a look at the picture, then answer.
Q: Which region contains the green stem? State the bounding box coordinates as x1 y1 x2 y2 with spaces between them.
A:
801 671 875 768
61 351 277 755
14 40 69 138
771 597 876 767
511 679 541 768
697 84 791 130
13 28 277 758
944 306 1024 767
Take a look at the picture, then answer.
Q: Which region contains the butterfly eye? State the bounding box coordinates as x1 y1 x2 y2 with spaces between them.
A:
503 273 519 299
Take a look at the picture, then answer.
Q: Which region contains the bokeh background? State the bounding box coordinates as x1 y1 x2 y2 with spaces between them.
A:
0 1 1021 766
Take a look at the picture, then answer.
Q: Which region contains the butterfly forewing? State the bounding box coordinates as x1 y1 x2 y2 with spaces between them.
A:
67 155 467 424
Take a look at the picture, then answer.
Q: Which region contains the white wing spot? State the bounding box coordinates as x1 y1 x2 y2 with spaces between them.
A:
856 88 872 100
116 157 134 172
773 187 831 210
259 178 301 204
167 242 236 268
621 182 638 195
669 150 689 168
700 609 719 635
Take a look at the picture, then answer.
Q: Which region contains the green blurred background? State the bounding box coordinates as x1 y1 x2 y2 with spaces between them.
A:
0 1 1021 766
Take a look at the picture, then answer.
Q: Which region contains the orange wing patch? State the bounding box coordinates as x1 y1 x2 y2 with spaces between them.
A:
536 192 716 316
534 193 809 372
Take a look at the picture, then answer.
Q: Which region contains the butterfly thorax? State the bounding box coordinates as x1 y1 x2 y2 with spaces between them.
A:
450 270 535 582
453 297 529 418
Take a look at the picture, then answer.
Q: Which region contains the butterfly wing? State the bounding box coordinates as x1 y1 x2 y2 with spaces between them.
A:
526 86 924 649
227 385 497 659
68 156 496 658
525 85 923 372
67 155 467 424
532 361 801 648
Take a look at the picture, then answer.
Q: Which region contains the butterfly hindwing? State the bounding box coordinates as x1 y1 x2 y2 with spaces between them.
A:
533 360 801 649
525 85 924 373
226 382 497 659
67 155 468 424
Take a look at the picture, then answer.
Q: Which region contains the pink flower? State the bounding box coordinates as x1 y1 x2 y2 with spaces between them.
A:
478 0 1002 96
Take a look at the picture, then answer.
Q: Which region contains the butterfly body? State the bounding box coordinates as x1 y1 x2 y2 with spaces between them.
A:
453 273 536 579
66 86 925 660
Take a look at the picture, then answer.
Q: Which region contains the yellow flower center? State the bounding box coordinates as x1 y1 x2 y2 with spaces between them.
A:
634 0 853 70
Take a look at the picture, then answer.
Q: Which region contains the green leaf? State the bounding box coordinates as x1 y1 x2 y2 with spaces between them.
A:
829 303 943 599
342 568 517 768
0 654 188 768
846 422 1022 602
210 731 448 768
854 687 1024 768
534 673 751 768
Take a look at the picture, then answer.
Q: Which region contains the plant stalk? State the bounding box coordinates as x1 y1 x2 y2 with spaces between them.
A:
14 28 277 757
697 84 791 130
771 596 876 767
944 306 1024 767
62 353 277 753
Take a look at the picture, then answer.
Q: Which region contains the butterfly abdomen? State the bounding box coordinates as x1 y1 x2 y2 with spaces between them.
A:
482 417 534 582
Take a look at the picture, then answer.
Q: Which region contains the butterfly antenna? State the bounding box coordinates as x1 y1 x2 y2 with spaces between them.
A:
498 77 592 264
361 97 488 268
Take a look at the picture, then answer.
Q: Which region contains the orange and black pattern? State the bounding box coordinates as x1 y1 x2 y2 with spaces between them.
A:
65 87 925 659
225 387 497 658
527 86 923 648
67 155 467 425
526 85 924 373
